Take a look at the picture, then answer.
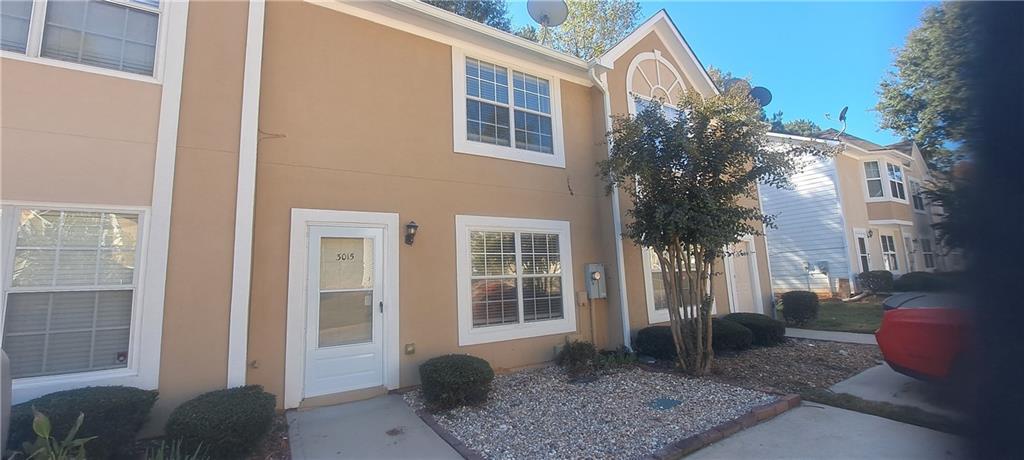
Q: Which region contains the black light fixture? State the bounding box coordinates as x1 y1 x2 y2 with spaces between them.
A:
405 221 419 245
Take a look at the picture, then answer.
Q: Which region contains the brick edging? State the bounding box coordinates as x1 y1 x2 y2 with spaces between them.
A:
648 394 802 459
414 408 486 460
415 394 800 460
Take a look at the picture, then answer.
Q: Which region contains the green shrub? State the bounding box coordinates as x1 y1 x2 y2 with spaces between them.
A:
164 385 276 459
556 340 597 376
857 270 894 293
8 386 157 459
634 325 676 360
893 271 956 292
419 354 494 411
712 318 754 351
781 290 820 326
722 313 786 346
594 347 636 370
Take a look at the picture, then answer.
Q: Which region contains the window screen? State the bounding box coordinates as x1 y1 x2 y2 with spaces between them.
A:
3 209 139 379
41 0 159 76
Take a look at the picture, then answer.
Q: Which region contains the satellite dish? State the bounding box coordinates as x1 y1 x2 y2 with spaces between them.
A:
839 106 849 122
749 86 773 107
527 0 569 27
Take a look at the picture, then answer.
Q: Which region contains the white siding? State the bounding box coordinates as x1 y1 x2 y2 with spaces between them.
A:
759 155 849 295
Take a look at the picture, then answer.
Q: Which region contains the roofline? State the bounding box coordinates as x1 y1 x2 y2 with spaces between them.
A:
765 131 840 146
596 10 719 96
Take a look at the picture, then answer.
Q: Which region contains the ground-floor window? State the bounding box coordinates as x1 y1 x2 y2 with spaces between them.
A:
1 207 141 379
455 216 576 346
921 238 936 269
880 234 899 272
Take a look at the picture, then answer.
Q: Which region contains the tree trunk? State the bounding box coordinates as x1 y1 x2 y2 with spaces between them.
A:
658 242 715 376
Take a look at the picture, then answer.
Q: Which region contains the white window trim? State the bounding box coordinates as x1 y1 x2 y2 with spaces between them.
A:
0 0 168 84
451 48 566 168
0 201 158 403
455 215 576 346
861 158 909 204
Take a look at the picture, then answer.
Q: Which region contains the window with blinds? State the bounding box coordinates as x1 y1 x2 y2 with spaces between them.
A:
648 249 692 310
468 230 564 328
2 208 140 379
465 57 554 154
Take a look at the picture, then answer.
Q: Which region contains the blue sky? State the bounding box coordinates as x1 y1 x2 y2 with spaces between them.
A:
508 1 933 145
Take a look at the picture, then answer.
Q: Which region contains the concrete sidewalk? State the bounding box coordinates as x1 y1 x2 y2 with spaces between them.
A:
287 395 460 460
831 364 962 419
786 328 877 345
689 404 967 459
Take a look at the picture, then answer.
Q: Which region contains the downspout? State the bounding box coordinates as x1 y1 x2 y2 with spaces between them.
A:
589 66 632 349
227 0 266 387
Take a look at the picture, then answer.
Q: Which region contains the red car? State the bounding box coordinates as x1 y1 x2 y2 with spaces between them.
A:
875 292 972 381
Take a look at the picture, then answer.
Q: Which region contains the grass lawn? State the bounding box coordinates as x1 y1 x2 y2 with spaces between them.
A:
800 300 883 334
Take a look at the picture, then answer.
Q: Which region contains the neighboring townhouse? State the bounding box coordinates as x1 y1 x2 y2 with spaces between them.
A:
759 129 957 298
0 0 773 423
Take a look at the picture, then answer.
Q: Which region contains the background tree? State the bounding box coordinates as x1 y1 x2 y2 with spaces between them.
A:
599 90 830 374
548 0 642 60
422 0 513 32
708 67 822 137
514 24 540 42
877 2 971 160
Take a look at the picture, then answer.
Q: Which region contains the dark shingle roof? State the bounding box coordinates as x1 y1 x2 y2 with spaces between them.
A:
816 128 912 156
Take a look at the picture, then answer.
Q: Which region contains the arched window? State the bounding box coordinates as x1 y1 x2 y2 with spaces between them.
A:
626 50 688 116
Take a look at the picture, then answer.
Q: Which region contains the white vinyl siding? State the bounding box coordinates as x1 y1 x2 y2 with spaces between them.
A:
456 216 575 346
881 235 899 272
2 208 141 379
2 0 161 77
759 154 849 295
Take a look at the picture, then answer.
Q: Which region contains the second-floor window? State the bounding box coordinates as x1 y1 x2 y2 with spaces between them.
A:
864 161 884 198
911 181 926 211
887 163 907 200
1 0 160 77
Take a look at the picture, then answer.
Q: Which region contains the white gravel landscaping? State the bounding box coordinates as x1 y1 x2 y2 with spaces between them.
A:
404 366 777 459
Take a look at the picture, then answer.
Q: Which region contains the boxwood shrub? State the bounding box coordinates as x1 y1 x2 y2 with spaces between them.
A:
419 354 494 411
634 325 676 360
8 386 157 459
722 313 786 346
164 385 276 459
556 340 597 376
857 270 894 293
893 271 954 292
712 318 753 351
781 290 820 326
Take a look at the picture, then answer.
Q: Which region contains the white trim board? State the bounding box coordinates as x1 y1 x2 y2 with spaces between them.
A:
869 219 914 226
284 209 400 409
227 0 267 389
725 235 765 315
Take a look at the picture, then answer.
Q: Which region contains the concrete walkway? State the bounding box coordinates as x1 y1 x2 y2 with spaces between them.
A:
831 364 962 419
689 404 967 459
287 395 460 460
786 327 877 345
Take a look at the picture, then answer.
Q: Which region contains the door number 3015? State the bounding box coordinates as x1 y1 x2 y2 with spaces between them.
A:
336 252 356 261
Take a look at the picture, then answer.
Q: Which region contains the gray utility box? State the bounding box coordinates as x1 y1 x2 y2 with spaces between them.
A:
585 264 607 299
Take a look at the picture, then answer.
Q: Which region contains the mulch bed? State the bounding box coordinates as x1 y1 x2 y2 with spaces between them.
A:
710 338 883 394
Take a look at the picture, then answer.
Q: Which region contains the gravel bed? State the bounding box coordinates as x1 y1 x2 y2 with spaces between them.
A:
711 338 882 394
404 366 776 459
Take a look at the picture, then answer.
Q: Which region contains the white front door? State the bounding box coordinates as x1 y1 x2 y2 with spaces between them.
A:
304 226 384 398
728 239 764 314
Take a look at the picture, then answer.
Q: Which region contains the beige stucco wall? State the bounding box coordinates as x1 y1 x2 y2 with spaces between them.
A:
866 201 913 222
605 31 775 331
246 2 617 404
0 58 160 205
152 0 248 423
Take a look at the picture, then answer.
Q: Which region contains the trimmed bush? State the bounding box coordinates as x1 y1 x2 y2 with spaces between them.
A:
857 270 894 293
8 386 157 459
893 271 955 292
712 318 754 351
634 325 676 360
781 290 820 326
164 385 276 459
419 354 494 411
556 340 597 376
722 313 786 346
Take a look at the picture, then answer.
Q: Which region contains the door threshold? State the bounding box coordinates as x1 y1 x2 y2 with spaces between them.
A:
298 386 387 410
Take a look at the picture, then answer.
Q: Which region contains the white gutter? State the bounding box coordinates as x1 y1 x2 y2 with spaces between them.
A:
227 0 266 387
589 66 632 349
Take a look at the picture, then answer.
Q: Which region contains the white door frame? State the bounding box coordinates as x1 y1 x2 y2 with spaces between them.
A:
284 209 400 409
724 235 765 314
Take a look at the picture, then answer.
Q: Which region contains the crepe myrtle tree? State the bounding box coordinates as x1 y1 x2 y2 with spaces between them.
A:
599 89 831 374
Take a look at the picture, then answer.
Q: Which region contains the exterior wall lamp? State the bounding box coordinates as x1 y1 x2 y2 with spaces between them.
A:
405 221 419 245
